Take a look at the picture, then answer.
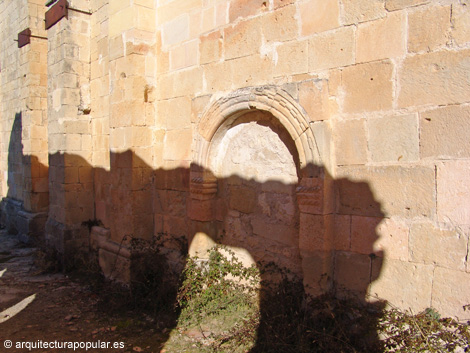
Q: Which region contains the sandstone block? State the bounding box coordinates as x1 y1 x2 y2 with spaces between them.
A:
191 95 211 124
200 7 215 34
274 0 296 9
157 49 169 75
356 11 405 63
437 160 470 225
261 5 297 42
342 61 393 113
131 127 153 147
157 0 202 25
333 215 351 251
299 213 328 252
132 190 153 215
114 54 146 77
341 0 387 25
351 216 382 256
163 129 192 161
159 67 203 99
333 119 368 165
64 167 79 184
170 39 198 70
373 218 409 261
188 198 214 221
368 258 433 312
252 219 298 247
135 0 154 8
99 248 130 283
302 251 334 296
224 18 262 60
296 177 325 215
230 54 273 89
334 251 371 294
410 222 467 271
420 105 470 159
311 121 334 173
156 96 191 130
274 40 308 76
368 114 419 162
203 61 233 93
190 5 202 36
229 0 267 22
163 215 188 237
65 134 82 151
299 0 339 35
136 5 156 32
452 3 470 46
109 7 135 37
336 165 435 218
162 14 189 47
432 267 470 320
132 213 154 240
398 50 470 108
408 5 451 53
308 26 355 71
214 1 228 27
199 30 222 65
229 185 256 213
385 0 427 11
167 191 187 217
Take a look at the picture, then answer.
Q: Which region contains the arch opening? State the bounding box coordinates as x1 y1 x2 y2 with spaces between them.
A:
210 110 302 275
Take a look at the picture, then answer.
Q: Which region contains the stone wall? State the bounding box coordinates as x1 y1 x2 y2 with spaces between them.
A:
0 0 48 241
0 0 469 319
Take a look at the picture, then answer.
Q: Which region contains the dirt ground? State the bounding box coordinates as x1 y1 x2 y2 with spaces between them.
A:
0 230 171 353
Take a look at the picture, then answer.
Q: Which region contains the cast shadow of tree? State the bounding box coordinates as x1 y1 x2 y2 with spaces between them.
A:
3 113 387 352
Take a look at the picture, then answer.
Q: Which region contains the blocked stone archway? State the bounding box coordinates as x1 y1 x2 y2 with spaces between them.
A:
193 86 321 175
190 86 333 294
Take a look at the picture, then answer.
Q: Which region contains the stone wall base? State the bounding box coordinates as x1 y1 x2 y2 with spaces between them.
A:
45 217 88 269
0 197 47 244
90 226 131 283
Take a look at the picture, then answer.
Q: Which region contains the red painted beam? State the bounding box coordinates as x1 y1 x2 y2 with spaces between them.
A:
45 0 68 30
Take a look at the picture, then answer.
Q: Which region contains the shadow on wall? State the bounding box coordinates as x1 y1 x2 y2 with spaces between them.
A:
1 113 48 239
2 115 386 351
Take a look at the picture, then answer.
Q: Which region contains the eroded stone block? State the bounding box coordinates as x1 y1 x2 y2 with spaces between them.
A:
299 0 339 35
432 267 470 320
420 105 470 159
437 160 470 225
336 165 435 218
368 258 433 312
398 50 470 108
341 60 393 113
369 114 419 162
409 222 467 271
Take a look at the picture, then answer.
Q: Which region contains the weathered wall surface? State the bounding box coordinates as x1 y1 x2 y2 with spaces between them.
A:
0 0 469 320
153 0 470 319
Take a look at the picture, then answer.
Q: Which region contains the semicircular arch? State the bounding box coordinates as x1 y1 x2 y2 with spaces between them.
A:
193 86 321 178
